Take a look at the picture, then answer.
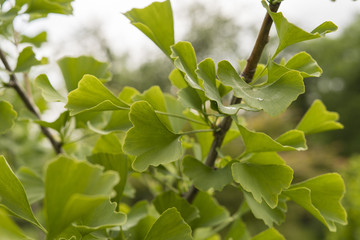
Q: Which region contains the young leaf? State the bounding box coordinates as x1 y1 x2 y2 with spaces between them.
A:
124 0 174 57
238 125 306 153
0 156 44 231
0 208 33 240
92 133 123 154
191 191 230 228
20 31 47 48
123 101 182 172
14 46 47 72
262 1 337 57
283 173 347 232
24 0 74 16
35 74 67 103
58 56 112 92
65 74 129 116
182 156 233 192
145 208 193 240
251 228 285 240
218 60 304 116
244 191 287 228
34 111 69 133
296 99 343 135
16 167 44 204
285 52 323 78
0 100 17 134
169 68 187 89
153 191 200 223
232 156 293 208
44 156 119 239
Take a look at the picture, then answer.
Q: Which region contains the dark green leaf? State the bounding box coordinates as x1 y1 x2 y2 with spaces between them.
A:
124 0 174 57
123 101 182 172
14 46 47 72
0 101 17 134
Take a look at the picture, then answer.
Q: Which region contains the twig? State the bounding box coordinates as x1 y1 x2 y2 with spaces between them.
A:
184 2 281 203
0 49 63 154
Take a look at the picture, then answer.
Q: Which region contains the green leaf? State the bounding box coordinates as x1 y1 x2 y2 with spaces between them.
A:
0 100 17 134
123 101 182 172
197 58 254 115
124 215 156 240
169 68 187 89
153 191 200 223
124 0 174 57
34 74 67 103
58 56 112 92
225 219 251 240
238 124 306 153
232 155 293 208
74 200 126 235
285 52 323 78
14 46 47 72
92 133 123 154
0 208 33 240
88 153 128 203
262 1 337 57
16 167 44 204
244 191 287 228
218 60 304 116
0 156 44 231
65 75 128 116
20 31 47 48
24 0 74 16
44 156 119 239
164 94 187 133
251 228 285 240
283 173 347 232
182 156 233 191
296 99 343 135
34 111 69 133
123 200 150 230
191 191 230 228
171 41 201 90
178 87 204 112
145 208 193 240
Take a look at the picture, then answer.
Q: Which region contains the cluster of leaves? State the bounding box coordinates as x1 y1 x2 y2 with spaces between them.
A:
0 0 348 239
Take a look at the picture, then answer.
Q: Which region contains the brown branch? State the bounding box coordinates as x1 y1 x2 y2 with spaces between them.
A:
184 2 280 203
0 49 63 154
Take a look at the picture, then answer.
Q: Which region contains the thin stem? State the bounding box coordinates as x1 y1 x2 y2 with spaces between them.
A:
0 48 63 154
180 129 214 135
154 110 209 126
184 1 281 203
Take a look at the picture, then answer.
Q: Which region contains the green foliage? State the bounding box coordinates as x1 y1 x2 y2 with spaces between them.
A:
0 0 350 239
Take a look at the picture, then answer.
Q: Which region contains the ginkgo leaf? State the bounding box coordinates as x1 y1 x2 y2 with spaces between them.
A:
296 99 343 135
16 167 44 204
65 74 129 116
0 208 33 240
20 31 47 48
0 100 17 134
14 46 47 72
218 60 304 116
124 0 174 57
123 101 182 172
182 156 233 192
251 228 285 240
283 173 347 232
35 74 67 103
35 111 69 133
261 0 337 57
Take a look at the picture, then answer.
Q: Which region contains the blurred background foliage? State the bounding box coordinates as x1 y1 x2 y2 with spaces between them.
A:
1 1 359 239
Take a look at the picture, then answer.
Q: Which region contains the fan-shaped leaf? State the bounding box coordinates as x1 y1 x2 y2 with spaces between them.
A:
14 46 47 72
0 101 17 134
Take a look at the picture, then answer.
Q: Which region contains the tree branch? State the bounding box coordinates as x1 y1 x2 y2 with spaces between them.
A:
0 49 63 154
184 2 280 203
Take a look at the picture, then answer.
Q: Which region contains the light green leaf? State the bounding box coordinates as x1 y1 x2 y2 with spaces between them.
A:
92 133 123 154
171 41 201 90
35 111 69 134
296 99 343 135
0 100 17 134
164 94 187 133
124 0 174 57
232 156 293 208
182 156 233 192
124 215 156 240
87 153 128 203
225 219 251 240
145 208 193 240
34 74 67 103
24 0 74 16
283 173 347 232
285 52 322 78
65 75 129 116
262 1 337 57
123 101 182 172
45 156 119 239
74 200 126 235
244 191 287 228
16 167 44 204
58 56 112 92
153 191 200 223
0 156 44 231
178 87 204 112
191 191 230 228
20 31 47 48
197 58 255 115
0 208 34 240
169 68 187 89
251 228 285 240
218 60 304 116
14 46 47 72
238 124 306 153
123 201 150 230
